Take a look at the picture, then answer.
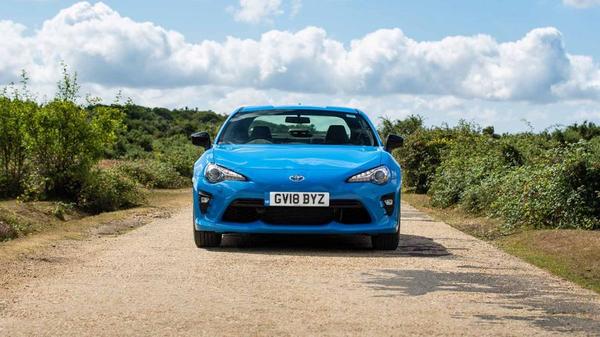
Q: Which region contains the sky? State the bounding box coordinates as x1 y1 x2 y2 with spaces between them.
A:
1 0 599 132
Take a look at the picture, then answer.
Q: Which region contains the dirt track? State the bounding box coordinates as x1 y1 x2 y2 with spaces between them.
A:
1 202 599 336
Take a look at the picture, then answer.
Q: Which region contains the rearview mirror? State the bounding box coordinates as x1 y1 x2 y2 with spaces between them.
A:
191 131 211 148
285 116 311 124
385 134 403 152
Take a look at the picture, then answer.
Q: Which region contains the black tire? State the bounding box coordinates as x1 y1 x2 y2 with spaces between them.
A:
194 230 222 248
371 230 399 250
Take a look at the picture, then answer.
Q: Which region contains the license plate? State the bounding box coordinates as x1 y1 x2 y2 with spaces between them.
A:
269 192 329 207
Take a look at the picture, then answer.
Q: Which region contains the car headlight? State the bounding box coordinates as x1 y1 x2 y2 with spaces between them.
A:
347 165 390 185
204 163 246 183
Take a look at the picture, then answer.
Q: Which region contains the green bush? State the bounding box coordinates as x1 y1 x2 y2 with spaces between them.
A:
389 121 479 194
28 99 124 198
427 138 600 230
106 104 224 160
0 68 124 200
153 135 203 177
382 114 599 230
0 82 37 198
0 206 40 240
459 172 503 214
428 135 519 209
490 144 600 230
115 160 187 189
78 168 146 213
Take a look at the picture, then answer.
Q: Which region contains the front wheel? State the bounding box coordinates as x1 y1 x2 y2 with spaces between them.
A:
371 229 399 250
194 230 222 248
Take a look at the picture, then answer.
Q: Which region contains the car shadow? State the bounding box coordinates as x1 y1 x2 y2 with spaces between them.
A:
362 268 600 334
211 233 451 258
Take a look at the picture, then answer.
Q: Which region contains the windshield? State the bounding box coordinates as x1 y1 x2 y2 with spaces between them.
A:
218 109 378 146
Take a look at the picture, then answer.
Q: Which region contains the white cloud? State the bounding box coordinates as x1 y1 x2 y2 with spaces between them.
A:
551 55 600 99
5 2 596 101
563 0 600 8
0 21 33 83
1 1 600 131
290 0 302 17
229 0 284 24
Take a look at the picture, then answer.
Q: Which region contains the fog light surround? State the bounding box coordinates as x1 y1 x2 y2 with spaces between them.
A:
199 191 212 214
381 193 395 216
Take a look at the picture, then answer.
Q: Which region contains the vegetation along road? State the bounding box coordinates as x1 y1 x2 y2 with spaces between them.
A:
1 202 599 337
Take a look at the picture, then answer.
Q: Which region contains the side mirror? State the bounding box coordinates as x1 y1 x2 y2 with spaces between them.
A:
191 131 211 148
385 134 403 152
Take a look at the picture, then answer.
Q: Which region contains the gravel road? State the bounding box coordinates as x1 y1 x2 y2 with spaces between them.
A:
1 202 599 336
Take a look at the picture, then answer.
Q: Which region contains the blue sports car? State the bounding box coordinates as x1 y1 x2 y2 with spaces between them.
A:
191 106 404 250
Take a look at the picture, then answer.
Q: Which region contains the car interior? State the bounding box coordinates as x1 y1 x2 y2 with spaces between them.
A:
219 110 377 146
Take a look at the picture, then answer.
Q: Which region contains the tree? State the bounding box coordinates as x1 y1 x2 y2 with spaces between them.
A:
0 73 36 197
379 115 424 139
27 67 124 198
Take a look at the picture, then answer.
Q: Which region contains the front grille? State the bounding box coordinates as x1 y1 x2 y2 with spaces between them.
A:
222 199 371 225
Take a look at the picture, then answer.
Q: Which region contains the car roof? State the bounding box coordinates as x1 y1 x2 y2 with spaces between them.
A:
238 105 360 114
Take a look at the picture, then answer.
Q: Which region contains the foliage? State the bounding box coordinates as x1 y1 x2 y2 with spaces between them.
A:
0 65 227 242
380 116 473 193
550 121 600 143
382 114 600 230
105 104 224 163
115 159 188 189
52 201 75 221
28 99 124 198
429 135 499 208
0 68 124 200
379 114 424 140
0 82 36 197
78 167 146 213
0 66 223 220
153 135 204 177
489 144 600 230
101 103 223 186
0 218 17 241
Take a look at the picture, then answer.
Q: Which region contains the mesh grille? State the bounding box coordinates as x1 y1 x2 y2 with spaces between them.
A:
222 199 371 225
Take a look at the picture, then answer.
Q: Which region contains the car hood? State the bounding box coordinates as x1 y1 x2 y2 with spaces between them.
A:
212 144 382 173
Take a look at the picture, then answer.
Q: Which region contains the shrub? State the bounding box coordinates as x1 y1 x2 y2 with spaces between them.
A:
0 80 37 198
379 115 424 139
153 135 203 177
383 114 599 230
0 209 33 240
392 128 453 193
428 135 518 209
28 99 124 199
0 219 17 241
476 143 599 230
386 120 483 194
115 160 187 189
52 202 75 221
78 168 146 213
460 173 503 214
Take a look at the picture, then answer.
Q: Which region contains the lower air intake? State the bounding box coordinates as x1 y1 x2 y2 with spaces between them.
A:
222 199 371 225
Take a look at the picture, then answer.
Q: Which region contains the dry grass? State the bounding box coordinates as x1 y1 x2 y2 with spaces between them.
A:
403 193 600 294
0 189 190 261
499 230 600 293
403 193 505 240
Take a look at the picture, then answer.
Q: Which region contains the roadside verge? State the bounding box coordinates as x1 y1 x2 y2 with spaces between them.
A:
403 193 600 294
0 189 190 290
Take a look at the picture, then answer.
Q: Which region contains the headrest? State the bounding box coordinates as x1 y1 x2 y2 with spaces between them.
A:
325 125 349 144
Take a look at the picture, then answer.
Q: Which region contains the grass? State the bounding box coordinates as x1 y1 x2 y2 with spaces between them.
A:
499 230 600 293
403 193 600 294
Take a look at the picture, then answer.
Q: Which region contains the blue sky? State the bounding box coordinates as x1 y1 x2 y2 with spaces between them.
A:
1 0 599 132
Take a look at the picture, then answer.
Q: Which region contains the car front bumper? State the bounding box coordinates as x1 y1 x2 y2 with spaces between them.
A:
193 178 401 235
